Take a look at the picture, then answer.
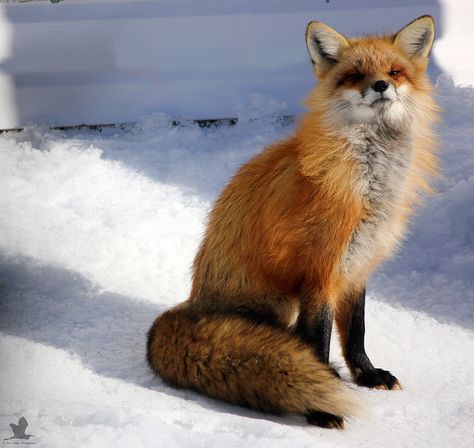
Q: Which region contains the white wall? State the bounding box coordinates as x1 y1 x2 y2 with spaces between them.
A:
0 0 471 129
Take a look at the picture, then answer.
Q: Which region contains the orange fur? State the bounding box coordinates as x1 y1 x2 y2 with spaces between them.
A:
147 17 440 427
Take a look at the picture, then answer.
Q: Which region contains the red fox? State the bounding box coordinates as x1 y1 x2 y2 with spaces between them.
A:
147 16 439 429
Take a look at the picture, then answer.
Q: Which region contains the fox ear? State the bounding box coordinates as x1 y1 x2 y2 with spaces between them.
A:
393 15 435 59
306 21 348 72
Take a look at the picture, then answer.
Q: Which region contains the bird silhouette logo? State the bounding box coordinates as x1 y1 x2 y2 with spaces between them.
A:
4 416 34 440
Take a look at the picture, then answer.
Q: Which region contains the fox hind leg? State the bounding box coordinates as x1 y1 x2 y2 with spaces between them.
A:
306 410 344 429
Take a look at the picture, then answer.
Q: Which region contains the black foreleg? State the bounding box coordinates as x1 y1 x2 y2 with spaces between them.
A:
336 288 401 390
296 303 334 364
296 300 344 428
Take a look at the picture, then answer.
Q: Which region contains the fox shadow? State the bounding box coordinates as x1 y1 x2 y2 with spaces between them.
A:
0 256 162 388
0 256 308 426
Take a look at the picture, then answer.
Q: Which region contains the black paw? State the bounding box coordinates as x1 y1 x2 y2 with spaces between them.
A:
306 411 344 429
354 368 402 390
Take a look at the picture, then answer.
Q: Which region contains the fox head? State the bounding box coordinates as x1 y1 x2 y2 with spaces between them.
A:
305 16 435 127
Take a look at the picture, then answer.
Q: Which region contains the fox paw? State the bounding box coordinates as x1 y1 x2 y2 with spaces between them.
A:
306 411 344 429
354 368 402 390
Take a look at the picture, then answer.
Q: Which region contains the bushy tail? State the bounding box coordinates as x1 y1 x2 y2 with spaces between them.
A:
147 308 361 422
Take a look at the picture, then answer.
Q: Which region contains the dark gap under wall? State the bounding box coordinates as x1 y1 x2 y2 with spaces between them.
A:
0 115 296 133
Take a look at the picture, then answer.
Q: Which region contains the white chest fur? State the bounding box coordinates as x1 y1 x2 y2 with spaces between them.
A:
341 124 413 277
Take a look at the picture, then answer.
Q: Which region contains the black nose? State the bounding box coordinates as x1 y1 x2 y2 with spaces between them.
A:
372 80 389 93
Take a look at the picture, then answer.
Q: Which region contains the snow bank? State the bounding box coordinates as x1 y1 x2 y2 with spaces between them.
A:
0 124 206 304
0 82 473 446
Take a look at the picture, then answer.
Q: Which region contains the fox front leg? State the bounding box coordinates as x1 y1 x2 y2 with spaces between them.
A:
336 288 401 390
296 302 334 364
296 300 345 429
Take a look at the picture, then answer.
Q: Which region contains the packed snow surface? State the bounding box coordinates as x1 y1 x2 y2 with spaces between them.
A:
0 79 473 447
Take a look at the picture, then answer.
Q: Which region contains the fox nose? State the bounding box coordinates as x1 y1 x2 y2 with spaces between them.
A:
372 80 389 93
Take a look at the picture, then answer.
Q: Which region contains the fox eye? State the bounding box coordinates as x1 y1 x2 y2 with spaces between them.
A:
346 72 364 82
389 70 401 76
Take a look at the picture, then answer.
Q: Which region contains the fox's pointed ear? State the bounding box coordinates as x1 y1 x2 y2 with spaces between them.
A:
306 21 348 73
393 15 435 59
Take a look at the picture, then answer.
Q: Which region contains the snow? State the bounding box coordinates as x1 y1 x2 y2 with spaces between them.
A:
0 79 473 447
